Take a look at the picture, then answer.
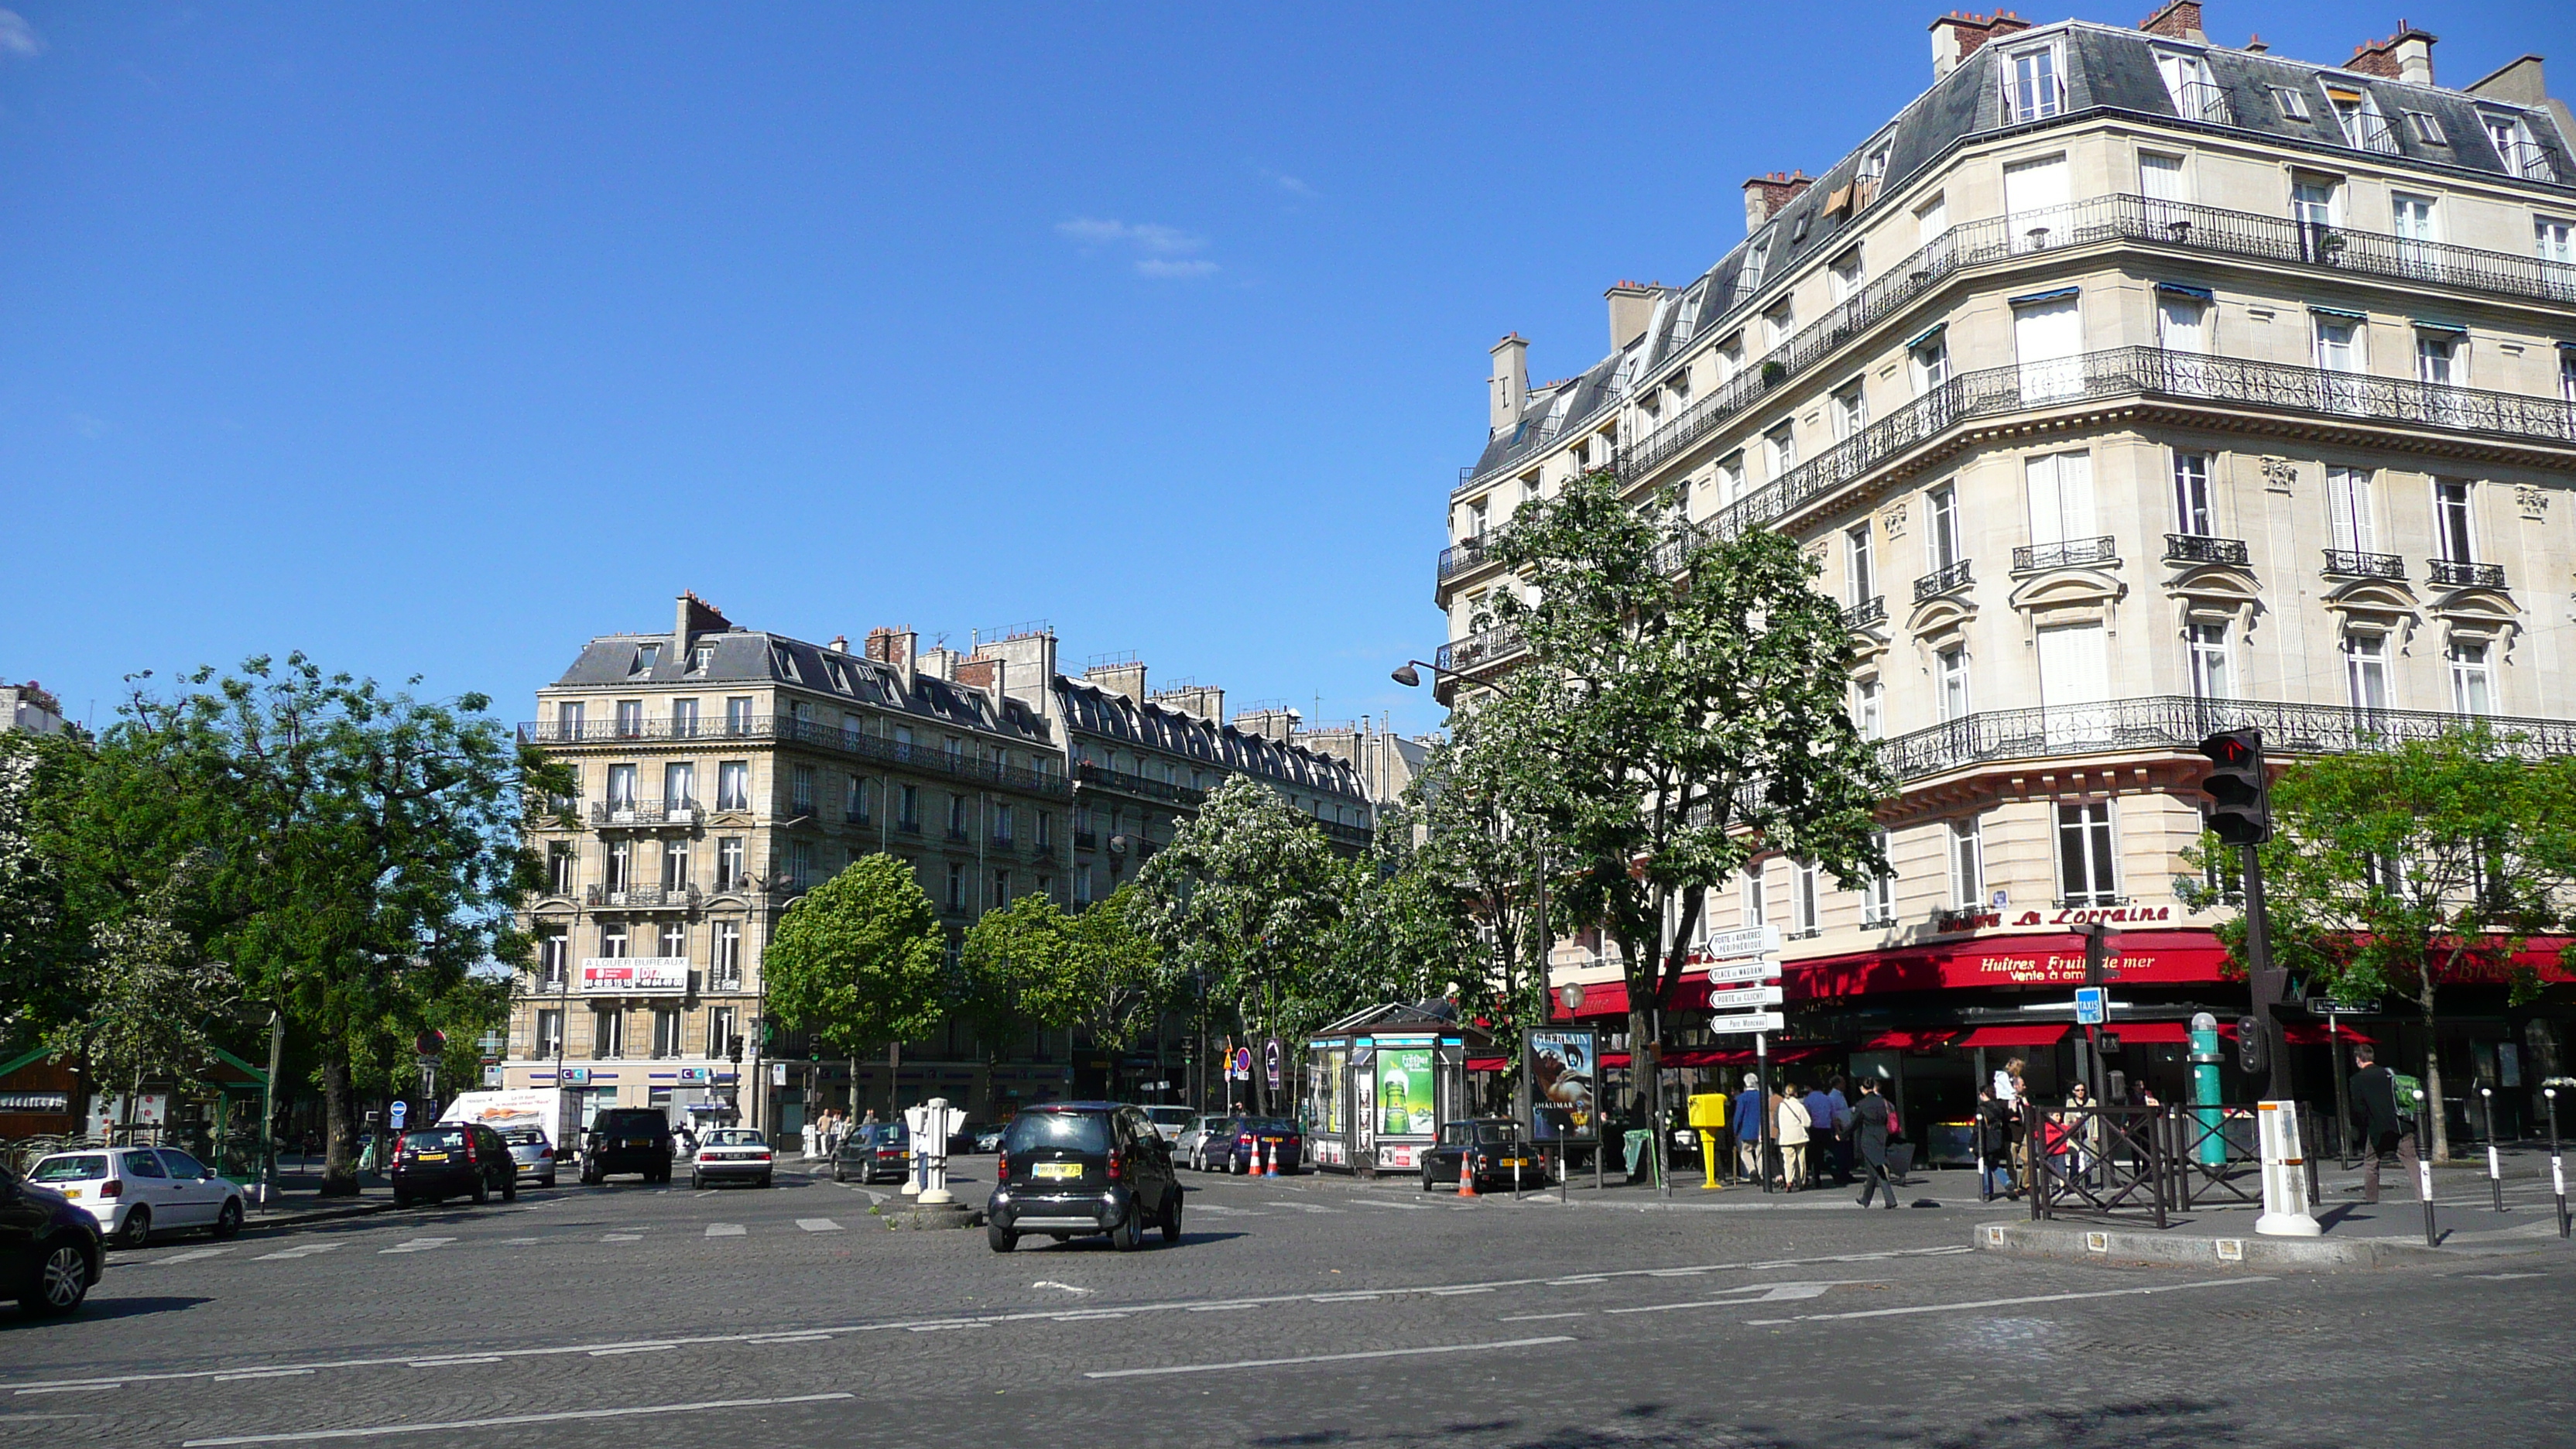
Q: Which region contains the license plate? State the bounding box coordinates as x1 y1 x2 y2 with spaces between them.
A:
625 1139 650 1148
416 1152 448 1161
1034 1162 1081 1180
1499 1158 1530 1168
61 1187 80 1198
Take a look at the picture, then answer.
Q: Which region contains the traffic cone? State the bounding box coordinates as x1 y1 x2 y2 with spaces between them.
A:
1263 1140 1279 1177
1458 1154 1479 1197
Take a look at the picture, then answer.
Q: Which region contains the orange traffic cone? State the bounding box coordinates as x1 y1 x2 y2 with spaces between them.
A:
1264 1140 1279 1177
1458 1153 1479 1197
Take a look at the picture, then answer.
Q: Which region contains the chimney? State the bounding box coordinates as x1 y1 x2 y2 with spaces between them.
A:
1150 683 1226 722
1488 333 1528 434
2242 33 2267 53
1742 171 1814 231
864 625 918 682
2348 24 2433 84
918 646 961 681
674 591 731 663
1929 11 2031 80
971 628 1059 712
2138 0 2204 43
1233 706 1300 743
1605 281 1658 352
1085 656 1147 705
952 656 1002 701
826 635 848 654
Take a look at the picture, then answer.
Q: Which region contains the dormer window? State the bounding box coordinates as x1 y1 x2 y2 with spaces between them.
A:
2003 43 2064 124
1738 231 1771 293
631 644 659 674
2403 111 2447 146
2485 112 2555 181
2325 86 2396 154
688 644 713 674
2270 86 2311 121
2154 49 2223 123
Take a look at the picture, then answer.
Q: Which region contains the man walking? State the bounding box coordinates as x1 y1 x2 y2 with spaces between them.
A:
1733 1072 1766 1184
1852 1077 1898 1209
2349 1043 2418 1205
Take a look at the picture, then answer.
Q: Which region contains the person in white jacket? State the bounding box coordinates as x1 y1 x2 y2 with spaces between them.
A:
1775 1086 1813 1191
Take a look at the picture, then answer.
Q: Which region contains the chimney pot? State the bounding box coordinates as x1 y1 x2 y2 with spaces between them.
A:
1605 281 1658 352
1742 170 1815 231
1488 332 1530 435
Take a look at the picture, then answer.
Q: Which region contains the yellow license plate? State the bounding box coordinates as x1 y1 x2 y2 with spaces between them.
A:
625 1139 650 1148
1499 1158 1530 1167
416 1152 448 1161
1034 1162 1081 1179
61 1187 80 1198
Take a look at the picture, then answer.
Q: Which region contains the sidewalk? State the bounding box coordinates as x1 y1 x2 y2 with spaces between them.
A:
1330 1160 2017 1211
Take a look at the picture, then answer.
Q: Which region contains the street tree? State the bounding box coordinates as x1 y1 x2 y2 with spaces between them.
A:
763 852 947 1115
0 734 75 1045
1406 729 1556 1108
2182 728 2576 1161
1131 774 1346 1114
1479 470 1892 1131
42 869 242 1136
961 884 1174 1061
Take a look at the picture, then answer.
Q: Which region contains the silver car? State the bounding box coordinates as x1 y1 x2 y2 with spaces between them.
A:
501 1128 559 1187
1173 1113 1231 1171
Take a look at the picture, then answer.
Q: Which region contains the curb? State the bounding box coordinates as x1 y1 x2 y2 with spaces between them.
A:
1971 1218 2560 1269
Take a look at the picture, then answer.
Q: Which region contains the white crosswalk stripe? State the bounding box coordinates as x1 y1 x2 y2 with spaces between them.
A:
705 1223 745 1238
255 1243 341 1262
378 1238 455 1255
796 1218 843 1232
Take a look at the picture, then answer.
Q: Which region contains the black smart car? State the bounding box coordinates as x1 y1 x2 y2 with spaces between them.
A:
986 1102 1180 1253
1420 1118 1539 1194
0 1160 102 1316
831 1122 910 1184
389 1124 519 1207
581 1108 675 1185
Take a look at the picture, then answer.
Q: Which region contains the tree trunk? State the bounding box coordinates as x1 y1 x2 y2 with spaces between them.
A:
319 1055 361 1197
2420 980 2449 1164
1620 930 1659 1180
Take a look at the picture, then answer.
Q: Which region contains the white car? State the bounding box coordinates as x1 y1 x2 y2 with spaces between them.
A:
689 1128 775 1189
29 1147 245 1249
1140 1105 1193 1146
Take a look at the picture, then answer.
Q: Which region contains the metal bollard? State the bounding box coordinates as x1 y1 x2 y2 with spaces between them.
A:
2546 1088 2568 1241
2481 1087 2505 1214
2415 1095 2439 1249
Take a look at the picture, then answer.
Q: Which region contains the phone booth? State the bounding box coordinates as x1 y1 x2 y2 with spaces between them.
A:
1300 1003 1485 1177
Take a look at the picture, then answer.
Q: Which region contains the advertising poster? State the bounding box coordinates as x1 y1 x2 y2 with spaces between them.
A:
1376 1046 1435 1136
1528 1029 1598 1142
1322 1048 1347 1135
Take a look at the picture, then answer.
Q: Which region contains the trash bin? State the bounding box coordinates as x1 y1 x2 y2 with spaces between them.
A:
1623 1129 1653 1178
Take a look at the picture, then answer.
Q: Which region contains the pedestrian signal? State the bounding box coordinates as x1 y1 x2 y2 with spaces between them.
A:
2197 728 2272 845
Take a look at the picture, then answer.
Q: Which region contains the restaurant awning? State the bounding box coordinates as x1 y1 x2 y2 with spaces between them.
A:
1464 1055 1508 1072
1862 1029 1961 1051
1955 1025 2071 1049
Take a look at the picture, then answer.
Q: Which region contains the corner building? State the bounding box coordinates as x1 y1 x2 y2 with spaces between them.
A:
1436 4 2576 1139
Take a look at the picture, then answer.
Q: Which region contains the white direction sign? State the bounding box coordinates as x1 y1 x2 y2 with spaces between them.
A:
1704 984 1786 1010
1701 925 1781 962
1703 960 1785 986
1704 1010 1787 1036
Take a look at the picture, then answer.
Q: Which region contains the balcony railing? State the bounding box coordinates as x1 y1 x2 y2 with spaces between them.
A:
1913 560 1972 603
1881 695 2576 783
2012 536 2119 572
2164 533 2249 566
2498 139 2560 183
2338 111 2401 155
1437 535 1490 579
518 715 1070 799
2169 80 2232 125
1073 830 1098 851
1470 191 2576 497
1841 595 1887 629
1071 761 1207 807
1433 624 1527 677
2323 549 2406 580
584 885 702 910
2429 558 2506 589
1317 817 1375 850
588 799 702 827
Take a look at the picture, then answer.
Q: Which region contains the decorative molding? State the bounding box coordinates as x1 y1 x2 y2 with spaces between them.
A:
2259 456 2297 495
2516 483 2550 521
1880 502 1908 539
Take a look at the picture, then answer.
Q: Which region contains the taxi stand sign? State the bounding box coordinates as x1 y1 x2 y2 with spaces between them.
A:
2074 986 2108 1026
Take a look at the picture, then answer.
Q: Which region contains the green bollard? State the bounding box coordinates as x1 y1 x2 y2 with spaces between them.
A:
2189 1011 2226 1169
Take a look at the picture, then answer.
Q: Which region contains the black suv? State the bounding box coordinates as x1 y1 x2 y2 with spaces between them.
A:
581 1108 675 1185
390 1124 518 1207
987 1102 1180 1253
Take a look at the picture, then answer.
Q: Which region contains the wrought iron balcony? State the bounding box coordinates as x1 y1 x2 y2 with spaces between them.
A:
2338 112 2401 155
583 884 701 910
588 799 702 827
1073 830 1098 851
1433 625 1527 676
2323 549 2406 581
1881 694 2576 783
2429 557 2506 589
1913 561 1972 604
2164 533 2249 566
2497 139 2559 183
1437 535 1491 579
1317 817 1375 851
2170 80 2231 125
1841 595 1886 630
1070 761 1207 807
519 715 1070 799
2012 536 2119 572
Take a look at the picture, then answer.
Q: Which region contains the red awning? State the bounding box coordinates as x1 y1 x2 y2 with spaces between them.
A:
1464 1055 1508 1072
2287 1022 2372 1045
2106 1022 2188 1044
1862 1029 1961 1051
1955 1025 2071 1048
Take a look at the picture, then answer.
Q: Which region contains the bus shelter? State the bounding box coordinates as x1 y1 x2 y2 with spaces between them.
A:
1299 1003 1485 1177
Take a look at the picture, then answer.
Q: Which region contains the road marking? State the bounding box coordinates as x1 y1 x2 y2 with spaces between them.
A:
2466 1272 2546 1280
255 1244 341 1262
1348 1198 1438 1211
405 1357 500 1368
14 1385 121 1396
499 1237 542 1245
178 1392 856 1445
1605 1283 1840 1314
796 1218 843 1233
1498 1312 1587 1322
1084 1336 1577 1380
1545 1275 1607 1285
1050 1311 1130 1321
214 1370 314 1382
1033 1280 1094 1295
1646 1268 1711 1277
149 1248 238 1266
1426 1286 1495 1297
601 1234 642 1242
1742 1276 2269 1326
376 1238 454 1255
1185 1302 1259 1313
1309 1292 1381 1303
744 1333 834 1344
1266 1201 1345 1214
587 1344 676 1357
704 1223 745 1238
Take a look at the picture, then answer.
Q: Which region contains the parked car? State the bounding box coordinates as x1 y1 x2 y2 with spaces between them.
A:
0 1160 102 1316
581 1108 675 1185
986 1101 1180 1253
833 1122 912 1184
1178 1114 1230 1171
391 1124 518 1207
1139 1105 1194 1146
1209 1116 1304 1175
690 1128 775 1189
28 1147 246 1248
502 1128 559 1188
1420 1118 1538 1194
971 1122 1006 1153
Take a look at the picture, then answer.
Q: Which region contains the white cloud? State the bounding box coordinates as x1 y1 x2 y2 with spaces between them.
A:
1054 217 1205 255
1133 258 1218 279
0 9 41 59
1266 170 1318 199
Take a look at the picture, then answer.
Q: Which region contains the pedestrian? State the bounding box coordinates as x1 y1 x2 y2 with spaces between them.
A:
2009 1071 2034 1194
2064 1081 2096 1182
1852 1077 1897 1208
1776 1083 1812 1190
1800 1080 1835 1187
1975 1086 2019 1201
2348 1043 2419 1205
1823 1074 1854 1184
1732 1073 1765 1184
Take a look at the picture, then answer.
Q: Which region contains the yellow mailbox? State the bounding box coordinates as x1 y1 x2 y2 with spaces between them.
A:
1687 1093 1728 1190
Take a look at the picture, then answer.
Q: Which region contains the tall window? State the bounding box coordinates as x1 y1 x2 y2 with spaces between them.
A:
663 762 695 808
2138 151 2186 203
2434 478 2476 562
536 1009 564 1059
1915 194 1947 247
599 922 629 958
945 862 964 912
1766 422 1798 478
1741 861 1767 928
604 838 632 891
1831 382 1867 441
2005 45 2062 123
2003 154 2069 252
2012 291 2084 399
724 696 753 735
2188 622 2232 701
1716 453 1746 503
2313 312 2364 413
2345 632 2391 711
2024 450 2095 546
847 775 869 824
658 921 686 958
615 700 643 738
711 920 742 988
1075 864 1095 906
2449 640 2496 715
791 765 816 814
1865 831 1896 923
556 701 586 737
1927 485 1962 570
661 838 690 892
899 783 920 831
1910 331 1951 395
2564 346 2576 405
1793 862 1821 936
605 763 638 809
2540 217 2576 275
2172 452 2215 535
2156 286 2210 355
670 697 700 736
546 842 574 896
715 837 745 889
591 1006 624 1060
947 793 969 840
2391 193 2438 271
717 761 750 811
2326 468 2376 553
993 803 1015 844
539 930 569 990
1947 818 1985 911
651 1008 683 1060
2416 329 2462 387
2293 176 2342 261
2057 802 2119 906
1937 646 1970 723
1854 678 1884 741
707 1006 738 1059
789 840 814 889
1845 525 1875 606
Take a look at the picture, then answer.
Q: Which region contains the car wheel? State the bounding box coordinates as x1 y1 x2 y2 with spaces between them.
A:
1110 1208 1142 1252
1161 1191 1184 1245
115 1205 152 1249
986 1223 1018 1252
213 1198 243 1239
471 1177 490 1205
502 1177 519 1203
21 1243 91 1316
1421 1166 1436 1192
690 1173 705 1190
759 1173 773 1188
543 1172 557 1188
832 1166 845 1183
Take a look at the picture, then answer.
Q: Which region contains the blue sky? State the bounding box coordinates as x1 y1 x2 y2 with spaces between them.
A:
5 2 2567 738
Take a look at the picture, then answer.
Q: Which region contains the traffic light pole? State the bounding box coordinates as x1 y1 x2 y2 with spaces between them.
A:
2240 841 2292 1102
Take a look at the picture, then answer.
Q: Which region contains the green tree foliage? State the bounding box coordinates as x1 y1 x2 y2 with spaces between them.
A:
961 884 1173 1056
1402 730 1553 1107
764 852 947 1064
1479 471 1892 1124
43 870 242 1134
2181 728 2576 1161
0 734 76 1045
1132 774 1346 1113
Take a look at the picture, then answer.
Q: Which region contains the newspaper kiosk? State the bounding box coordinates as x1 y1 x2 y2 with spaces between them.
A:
1300 1003 1484 1177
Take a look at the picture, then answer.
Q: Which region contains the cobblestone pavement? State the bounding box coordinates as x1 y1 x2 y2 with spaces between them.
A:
3 1158 2567 1447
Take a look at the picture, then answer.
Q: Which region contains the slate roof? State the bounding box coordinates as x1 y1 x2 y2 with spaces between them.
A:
1053 674 1366 802
550 629 1053 746
1461 19 2575 488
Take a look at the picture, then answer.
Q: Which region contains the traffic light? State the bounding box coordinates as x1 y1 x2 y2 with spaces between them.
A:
2235 1016 2267 1075
2197 728 2272 845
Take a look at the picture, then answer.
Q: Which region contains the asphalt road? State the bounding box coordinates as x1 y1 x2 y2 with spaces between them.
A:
5 1159 2570 1447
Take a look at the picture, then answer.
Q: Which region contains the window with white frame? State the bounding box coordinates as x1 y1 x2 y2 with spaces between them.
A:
539 930 568 990
2562 345 2576 404
651 1007 683 1060
2434 478 2476 563
1845 524 1875 606
2403 110 2445 145
1936 646 1970 722
605 762 637 809
2327 467 2376 553
2003 155 2070 252
1716 452 1746 503
1738 231 1771 293
1829 249 1863 304
1740 860 1767 928
2153 49 2215 118
590 1006 624 1060
1831 381 1867 440
2415 327 2464 388
1927 484 1963 570
2172 451 2215 535
1854 677 1884 740
1910 328 1951 394
717 761 749 810
1766 422 1797 478
2292 176 2341 256
536 1008 564 1059
1865 831 1896 923
658 920 685 960
2449 639 2496 714
1947 818 1984 910
2485 112 2552 180
1764 299 1796 350
2539 217 2576 268
2004 43 2064 123
603 838 632 891
2023 450 2096 547
2273 84 2312 118
2138 151 2187 204
1915 194 1948 248
706 1006 737 1058
2057 802 2119 906
2156 285 2211 355
2188 622 2233 700
1793 862 1821 937
711 920 742 988
661 838 690 891
2345 632 2391 711
2326 86 2396 153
